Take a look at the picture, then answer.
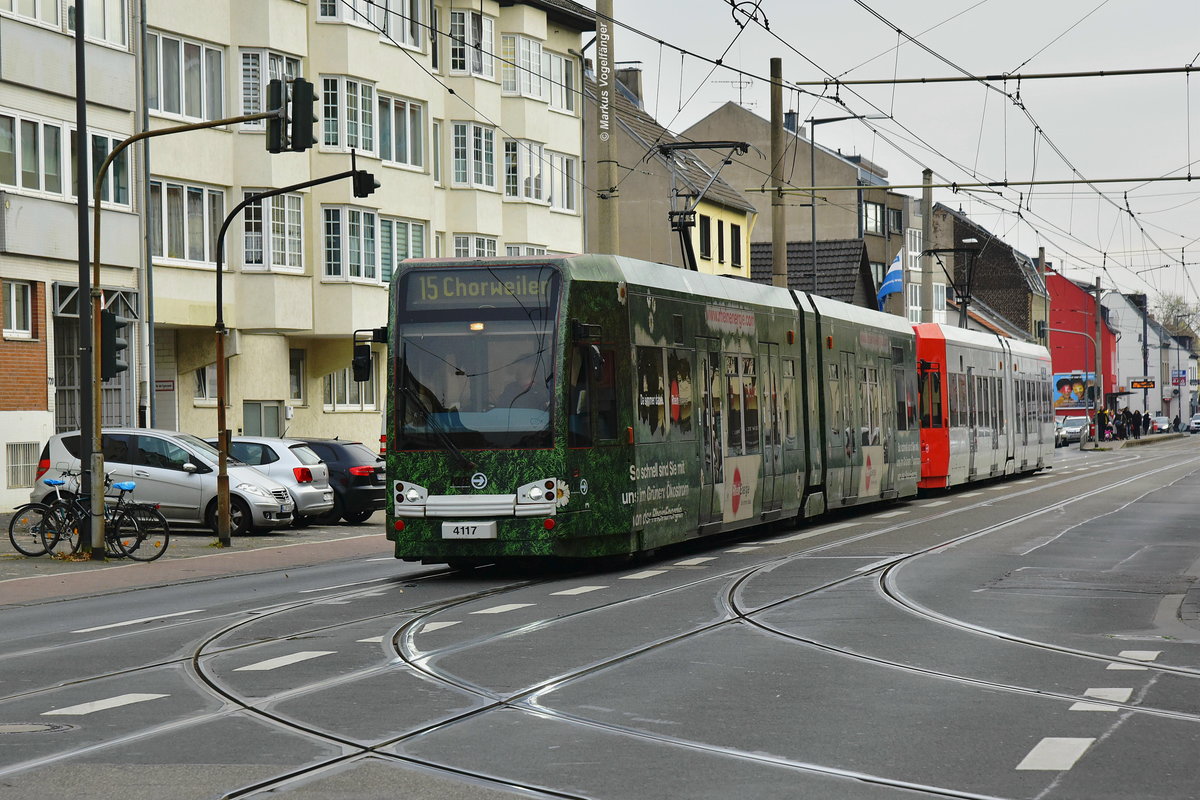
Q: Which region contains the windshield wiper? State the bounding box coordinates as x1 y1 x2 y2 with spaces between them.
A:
401 382 477 472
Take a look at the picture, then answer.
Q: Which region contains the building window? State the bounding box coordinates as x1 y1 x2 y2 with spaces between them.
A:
503 139 544 201
289 348 306 403
545 51 575 113
243 191 302 271
506 244 546 256
730 223 742 267
324 355 377 411
449 9 494 79
431 120 441 184
863 200 884 236
906 283 921 323
318 0 372 26
3 280 32 338
887 207 903 234
194 362 219 401
375 0 423 48
451 121 495 189
4 0 60 27
6 442 40 489
548 151 577 212
380 217 426 282
322 76 375 152
323 206 378 281
453 234 496 258
148 179 225 264
0 113 63 196
240 50 300 129
66 0 127 47
501 35 542 98
430 4 440 70
147 31 224 121
77 131 130 205
906 227 922 273
717 220 725 264
377 95 424 168
698 214 712 260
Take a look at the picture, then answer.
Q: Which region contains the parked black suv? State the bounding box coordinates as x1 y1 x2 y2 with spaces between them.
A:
290 437 385 524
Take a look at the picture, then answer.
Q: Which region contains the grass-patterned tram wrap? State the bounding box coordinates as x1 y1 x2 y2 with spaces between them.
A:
384 254 921 566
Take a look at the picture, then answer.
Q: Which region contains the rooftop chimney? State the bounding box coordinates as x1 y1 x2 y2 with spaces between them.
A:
615 63 643 108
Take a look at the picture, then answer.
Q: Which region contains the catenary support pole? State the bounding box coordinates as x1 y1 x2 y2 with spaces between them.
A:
595 0 619 255
770 58 786 288
920 169 933 323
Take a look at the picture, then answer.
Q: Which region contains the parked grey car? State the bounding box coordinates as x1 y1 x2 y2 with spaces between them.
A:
32 428 295 535
209 436 335 527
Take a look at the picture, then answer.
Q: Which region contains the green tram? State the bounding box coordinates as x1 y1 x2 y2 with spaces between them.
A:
382 254 921 566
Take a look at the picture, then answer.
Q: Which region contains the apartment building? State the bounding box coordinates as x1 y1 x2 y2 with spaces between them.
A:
0 0 593 509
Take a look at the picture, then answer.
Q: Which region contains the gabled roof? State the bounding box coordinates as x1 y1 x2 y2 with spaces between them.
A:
586 78 757 215
497 0 595 30
935 203 1047 296
947 295 1032 341
748 239 875 306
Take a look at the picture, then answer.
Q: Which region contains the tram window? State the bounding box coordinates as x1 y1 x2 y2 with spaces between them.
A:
667 349 694 438
742 356 760 453
996 377 1005 433
594 349 617 440
726 355 743 453
782 359 797 443
919 371 942 428
893 366 908 431
568 345 593 447
636 346 667 441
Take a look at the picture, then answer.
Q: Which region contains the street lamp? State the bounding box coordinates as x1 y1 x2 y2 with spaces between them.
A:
806 113 888 295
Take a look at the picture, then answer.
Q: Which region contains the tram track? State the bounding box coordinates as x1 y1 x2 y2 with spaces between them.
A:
1 447 1193 798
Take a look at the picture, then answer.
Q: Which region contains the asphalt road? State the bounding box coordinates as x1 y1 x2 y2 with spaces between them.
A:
2 439 1200 799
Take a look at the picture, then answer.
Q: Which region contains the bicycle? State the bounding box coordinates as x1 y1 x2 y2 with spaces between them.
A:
7 502 58 557
39 474 161 560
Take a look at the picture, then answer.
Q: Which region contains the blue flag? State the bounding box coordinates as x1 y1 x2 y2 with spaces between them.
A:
876 252 903 311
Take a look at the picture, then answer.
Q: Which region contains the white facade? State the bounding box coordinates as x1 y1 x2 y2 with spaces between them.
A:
1101 292 1194 417
0 0 591 509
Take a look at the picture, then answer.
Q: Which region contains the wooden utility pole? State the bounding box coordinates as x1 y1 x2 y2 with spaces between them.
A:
1094 278 1104 411
595 0 619 254
770 58 787 288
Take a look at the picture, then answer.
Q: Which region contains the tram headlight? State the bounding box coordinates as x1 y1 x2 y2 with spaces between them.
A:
405 488 420 502
529 486 545 500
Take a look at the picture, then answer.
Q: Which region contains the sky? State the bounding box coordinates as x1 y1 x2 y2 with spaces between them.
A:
578 0 1200 305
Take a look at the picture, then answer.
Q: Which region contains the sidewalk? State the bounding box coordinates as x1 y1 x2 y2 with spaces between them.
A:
0 512 394 604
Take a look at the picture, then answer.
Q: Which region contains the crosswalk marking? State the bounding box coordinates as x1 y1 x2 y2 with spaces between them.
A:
550 586 608 596
420 621 461 633
1015 738 1095 770
43 694 168 716
73 610 204 633
235 651 335 672
674 557 717 566
621 570 667 580
471 603 534 614
1070 688 1133 711
1107 650 1161 670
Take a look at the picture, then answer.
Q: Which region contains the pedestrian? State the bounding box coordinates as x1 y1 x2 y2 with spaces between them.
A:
1131 410 1142 440
1143 413 1151 436
1114 411 1126 440
1096 408 1108 441
1173 414 1181 432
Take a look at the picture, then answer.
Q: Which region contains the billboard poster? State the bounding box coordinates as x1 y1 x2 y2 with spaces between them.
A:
1053 372 1095 409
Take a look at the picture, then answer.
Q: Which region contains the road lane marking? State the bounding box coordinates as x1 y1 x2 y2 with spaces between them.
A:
420 621 461 633
988 486 1010 491
725 546 762 553
73 610 204 633
621 570 667 580
551 586 608 595
471 603 535 614
1070 688 1133 711
957 491 983 498
357 636 384 643
769 522 860 544
918 500 950 507
855 557 901 573
871 510 910 519
235 651 336 671
674 557 717 566
1015 738 1095 770
299 577 392 594
1107 650 1161 670
43 694 168 716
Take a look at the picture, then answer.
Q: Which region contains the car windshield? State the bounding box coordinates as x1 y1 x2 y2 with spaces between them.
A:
181 433 245 465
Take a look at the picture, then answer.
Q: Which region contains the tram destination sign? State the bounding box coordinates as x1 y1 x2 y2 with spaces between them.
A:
404 267 559 311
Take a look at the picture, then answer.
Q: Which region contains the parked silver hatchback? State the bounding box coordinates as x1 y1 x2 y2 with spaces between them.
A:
32 428 295 535
212 436 335 527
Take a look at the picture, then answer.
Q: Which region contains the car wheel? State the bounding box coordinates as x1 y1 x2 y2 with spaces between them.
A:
206 497 253 537
342 508 374 525
313 493 345 525
292 514 313 529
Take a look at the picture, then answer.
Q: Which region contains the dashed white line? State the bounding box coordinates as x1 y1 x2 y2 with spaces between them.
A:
1015 737 1095 770
420 621 461 633
43 694 168 716
1070 688 1133 711
357 636 384 643
235 651 336 672
73 610 204 633
621 570 667 580
299 577 391 594
551 586 608 595
918 500 951 507
957 491 983 498
725 546 762 553
987 486 1010 491
471 603 535 614
674 557 717 566
771 521 860 543
1107 650 1161 670
871 510 910 519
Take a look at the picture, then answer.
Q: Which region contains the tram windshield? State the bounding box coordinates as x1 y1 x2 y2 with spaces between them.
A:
394 266 559 450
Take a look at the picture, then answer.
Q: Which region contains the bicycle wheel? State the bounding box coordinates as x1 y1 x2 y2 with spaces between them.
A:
44 501 84 555
119 505 170 562
104 509 140 559
8 504 55 557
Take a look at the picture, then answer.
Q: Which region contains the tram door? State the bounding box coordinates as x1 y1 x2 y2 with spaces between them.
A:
967 366 978 477
698 338 723 525
761 344 782 512
841 352 859 500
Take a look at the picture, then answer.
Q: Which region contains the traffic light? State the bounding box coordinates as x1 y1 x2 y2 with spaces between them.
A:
100 308 131 381
352 169 380 198
289 79 318 151
266 78 287 153
1036 320 1047 338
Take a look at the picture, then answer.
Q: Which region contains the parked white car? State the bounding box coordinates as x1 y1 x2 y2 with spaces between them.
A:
209 436 335 527
32 428 295 536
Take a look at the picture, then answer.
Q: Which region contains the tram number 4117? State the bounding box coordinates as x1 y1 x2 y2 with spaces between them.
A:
442 522 498 539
